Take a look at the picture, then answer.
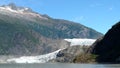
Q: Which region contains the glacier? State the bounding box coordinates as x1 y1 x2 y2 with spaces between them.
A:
7 49 62 63
6 38 96 63
64 38 96 46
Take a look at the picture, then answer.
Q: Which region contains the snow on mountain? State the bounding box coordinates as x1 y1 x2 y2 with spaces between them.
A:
0 6 29 14
7 49 62 63
64 38 96 46
0 4 48 20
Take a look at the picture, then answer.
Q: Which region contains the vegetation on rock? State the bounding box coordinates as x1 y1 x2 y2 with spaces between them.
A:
73 53 97 63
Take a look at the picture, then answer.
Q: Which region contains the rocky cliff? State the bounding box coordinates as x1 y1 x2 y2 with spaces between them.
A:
89 22 120 63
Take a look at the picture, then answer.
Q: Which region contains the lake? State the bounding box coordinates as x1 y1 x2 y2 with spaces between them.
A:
0 63 120 68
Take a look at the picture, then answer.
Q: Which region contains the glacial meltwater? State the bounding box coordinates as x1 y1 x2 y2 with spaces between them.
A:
0 63 120 68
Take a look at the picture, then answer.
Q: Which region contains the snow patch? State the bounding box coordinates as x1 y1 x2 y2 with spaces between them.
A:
0 6 16 13
0 6 28 13
0 6 48 20
7 49 62 63
64 38 96 46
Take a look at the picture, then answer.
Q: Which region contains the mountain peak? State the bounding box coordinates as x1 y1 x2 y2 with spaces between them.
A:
0 3 49 20
0 3 33 13
8 3 16 9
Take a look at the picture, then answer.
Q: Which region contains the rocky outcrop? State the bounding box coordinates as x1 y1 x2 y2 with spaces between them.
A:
50 45 89 63
89 22 120 63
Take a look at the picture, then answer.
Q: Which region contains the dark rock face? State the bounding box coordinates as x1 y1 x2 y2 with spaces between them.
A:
89 22 120 63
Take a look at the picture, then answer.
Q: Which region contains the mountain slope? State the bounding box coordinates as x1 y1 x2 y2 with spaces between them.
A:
0 3 103 55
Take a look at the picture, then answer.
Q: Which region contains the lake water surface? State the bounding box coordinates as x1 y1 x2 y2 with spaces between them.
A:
0 63 120 68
